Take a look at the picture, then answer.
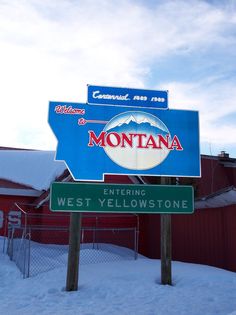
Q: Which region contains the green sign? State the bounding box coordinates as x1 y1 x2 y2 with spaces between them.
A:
50 182 194 214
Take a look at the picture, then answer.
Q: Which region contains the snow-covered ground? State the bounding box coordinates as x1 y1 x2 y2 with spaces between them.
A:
1 237 236 315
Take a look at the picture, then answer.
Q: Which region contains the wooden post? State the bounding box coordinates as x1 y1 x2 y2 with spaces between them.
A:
160 177 172 285
66 212 82 291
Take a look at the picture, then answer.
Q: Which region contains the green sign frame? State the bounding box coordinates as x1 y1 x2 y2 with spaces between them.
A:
50 182 194 214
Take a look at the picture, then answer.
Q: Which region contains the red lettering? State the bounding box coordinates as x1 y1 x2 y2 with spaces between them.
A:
55 105 63 113
158 134 170 149
145 135 158 148
87 131 183 151
135 134 147 148
106 132 121 147
170 135 183 150
120 133 133 148
88 131 106 147
78 118 86 125
55 105 85 115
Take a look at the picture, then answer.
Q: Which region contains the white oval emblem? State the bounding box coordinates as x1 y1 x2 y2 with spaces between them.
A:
103 111 171 170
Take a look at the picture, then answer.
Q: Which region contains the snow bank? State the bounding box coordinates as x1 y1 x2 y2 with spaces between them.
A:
0 237 236 315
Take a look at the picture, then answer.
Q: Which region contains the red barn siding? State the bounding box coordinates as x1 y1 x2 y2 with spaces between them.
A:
222 205 236 271
0 195 36 236
172 209 226 268
138 205 236 272
196 157 236 197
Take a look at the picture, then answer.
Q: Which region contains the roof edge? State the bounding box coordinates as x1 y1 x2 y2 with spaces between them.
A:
0 187 42 197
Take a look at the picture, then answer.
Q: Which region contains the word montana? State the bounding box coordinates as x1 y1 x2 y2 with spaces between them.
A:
88 131 183 150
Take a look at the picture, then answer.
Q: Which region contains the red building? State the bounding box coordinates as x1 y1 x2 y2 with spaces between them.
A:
0 147 235 271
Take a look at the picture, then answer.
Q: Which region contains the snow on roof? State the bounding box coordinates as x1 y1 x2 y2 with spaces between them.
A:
195 186 236 209
0 150 67 191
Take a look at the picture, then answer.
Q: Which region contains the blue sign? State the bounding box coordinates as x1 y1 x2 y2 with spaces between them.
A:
87 85 168 109
48 102 200 181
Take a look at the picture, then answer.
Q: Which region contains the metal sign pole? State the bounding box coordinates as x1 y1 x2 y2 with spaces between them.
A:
160 177 172 285
66 212 82 291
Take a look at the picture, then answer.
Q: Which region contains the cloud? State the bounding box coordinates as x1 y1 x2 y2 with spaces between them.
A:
161 78 236 157
0 0 235 156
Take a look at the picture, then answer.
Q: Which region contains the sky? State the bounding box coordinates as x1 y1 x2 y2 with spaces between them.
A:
1 237 236 315
0 0 236 157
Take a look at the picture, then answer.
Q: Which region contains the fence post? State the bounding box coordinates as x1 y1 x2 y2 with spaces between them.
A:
133 228 137 260
9 227 14 260
26 231 31 278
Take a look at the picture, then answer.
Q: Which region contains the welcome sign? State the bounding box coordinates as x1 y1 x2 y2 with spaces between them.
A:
48 101 200 181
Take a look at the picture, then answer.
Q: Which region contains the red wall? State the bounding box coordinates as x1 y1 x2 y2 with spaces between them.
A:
138 205 236 272
0 195 36 236
196 157 236 197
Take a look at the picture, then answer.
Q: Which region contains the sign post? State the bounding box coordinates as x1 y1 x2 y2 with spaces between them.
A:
161 213 172 285
66 212 82 291
160 178 172 285
161 177 172 285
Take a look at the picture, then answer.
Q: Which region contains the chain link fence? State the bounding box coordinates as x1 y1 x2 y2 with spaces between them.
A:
4 207 139 278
